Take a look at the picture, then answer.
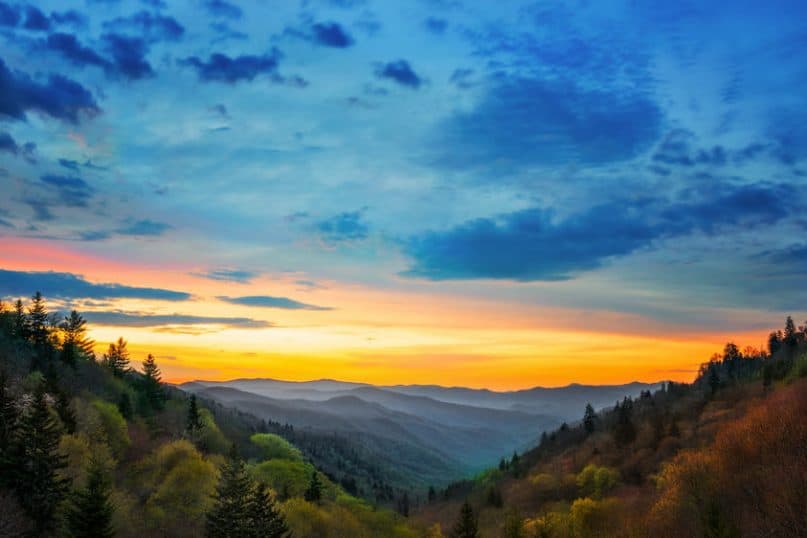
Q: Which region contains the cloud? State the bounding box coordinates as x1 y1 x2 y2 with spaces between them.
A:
756 244 807 275
0 131 35 160
193 269 258 283
430 76 661 172
423 17 448 34
316 210 369 243
0 58 100 124
0 269 190 301
287 21 354 48
22 5 50 31
374 60 422 89
181 50 282 83
101 33 154 79
50 10 87 28
218 295 332 311
44 33 109 70
40 174 94 207
82 311 271 329
0 2 20 27
203 0 242 19
403 182 796 281
102 10 184 42
115 219 171 236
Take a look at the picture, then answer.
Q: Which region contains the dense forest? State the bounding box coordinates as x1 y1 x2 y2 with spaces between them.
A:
0 293 417 537
0 292 805 537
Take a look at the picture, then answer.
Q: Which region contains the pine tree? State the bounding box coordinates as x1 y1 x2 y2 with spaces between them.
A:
12 299 27 340
304 470 322 503
0 371 19 490
15 382 69 534
27 291 50 348
248 483 289 537
187 394 203 435
103 337 130 377
613 397 636 447
206 447 253 537
63 458 115 538
428 485 436 502
784 316 798 348
60 311 95 367
583 403 596 435
141 354 165 413
708 363 720 396
450 501 479 538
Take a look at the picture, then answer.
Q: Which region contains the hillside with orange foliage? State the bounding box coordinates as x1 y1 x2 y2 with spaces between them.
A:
414 319 807 537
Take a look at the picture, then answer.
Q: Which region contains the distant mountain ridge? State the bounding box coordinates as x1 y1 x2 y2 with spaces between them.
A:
180 377 660 483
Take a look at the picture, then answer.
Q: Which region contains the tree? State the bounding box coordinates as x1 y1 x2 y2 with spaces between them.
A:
613 397 636 447
248 483 290 537
27 291 51 348
583 403 596 435
503 507 524 538
103 337 130 377
14 382 69 533
141 354 165 412
450 501 479 538
11 299 27 340
768 331 782 355
206 446 253 538
187 394 203 435
707 363 720 396
0 371 19 490
428 485 436 502
63 458 115 538
304 470 322 503
784 316 798 348
485 485 502 507
60 311 94 367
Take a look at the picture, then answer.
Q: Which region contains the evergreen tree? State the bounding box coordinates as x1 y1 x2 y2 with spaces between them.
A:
450 501 479 538
117 393 133 420
708 363 720 396
27 291 50 348
187 394 203 435
427 485 436 502
206 447 253 537
583 403 596 435
485 485 502 508
60 311 94 367
248 483 289 538
613 397 636 447
0 371 19 490
12 299 27 340
63 458 115 538
304 470 322 503
141 354 165 412
784 316 798 348
502 507 524 538
767 331 782 355
103 337 130 377
15 382 69 534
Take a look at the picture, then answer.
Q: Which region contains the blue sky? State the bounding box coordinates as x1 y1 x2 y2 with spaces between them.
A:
1 0 806 353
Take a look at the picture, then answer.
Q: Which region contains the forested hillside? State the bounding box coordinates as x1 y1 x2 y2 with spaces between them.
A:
0 293 418 537
415 317 807 537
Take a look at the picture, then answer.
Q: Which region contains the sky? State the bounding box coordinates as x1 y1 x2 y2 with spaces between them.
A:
1 0 806 389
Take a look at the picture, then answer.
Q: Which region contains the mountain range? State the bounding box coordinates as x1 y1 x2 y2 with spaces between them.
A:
180 378 659 484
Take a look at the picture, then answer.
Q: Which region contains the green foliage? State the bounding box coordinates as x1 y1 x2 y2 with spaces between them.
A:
251 433 302 461
197 408 230 454
304 470 323 503
251 458 315 499
14 382 69 533
63 458 115 538
575 465 619 499
103 337 131 377
74 398 130 459
60 310 94 367
139 354 165 414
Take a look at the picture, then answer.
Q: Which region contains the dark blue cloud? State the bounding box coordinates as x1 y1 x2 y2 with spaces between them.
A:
181 51 281 83
103 10 184 42
22 5 50 31
40 174 94 207
0 2 20 27
0 131 35 160
58 158 80 171
210 22 247 41
218 295 332 311
403 182 796 281
0 58 100 124
0 269 190 301
311 22 354 48
101 33 154 79
316 210 369 242
50 10 87 28
374 60 422 89
757 244 807 274
424 17 448 34
193 269 258 283
82 311 271 329
431 76 661 171
45 33 110 70
116 219 171 236
203 0 242 19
